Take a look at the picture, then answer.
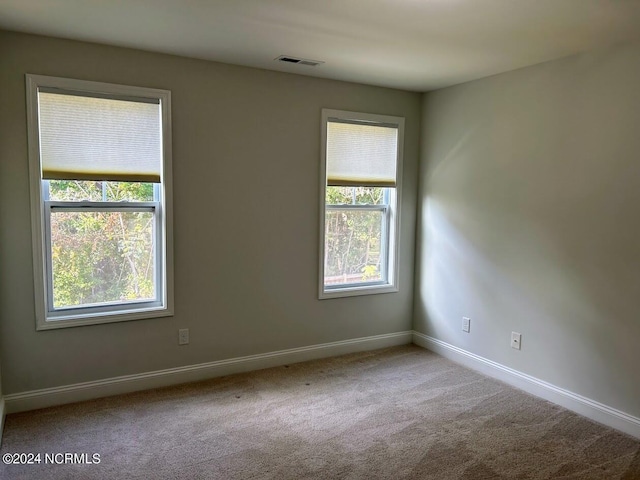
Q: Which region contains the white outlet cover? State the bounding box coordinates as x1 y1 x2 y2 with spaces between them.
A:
511 332 521 350
178 328 189 345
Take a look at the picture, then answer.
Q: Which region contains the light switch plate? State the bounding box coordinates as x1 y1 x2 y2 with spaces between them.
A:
462 317 471 333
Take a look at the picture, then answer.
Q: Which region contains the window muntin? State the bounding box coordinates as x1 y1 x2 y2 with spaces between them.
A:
27 75 173 329
319 110 404 299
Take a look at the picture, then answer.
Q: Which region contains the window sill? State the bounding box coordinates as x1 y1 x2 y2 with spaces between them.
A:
319 283 398 300
36 306 173 330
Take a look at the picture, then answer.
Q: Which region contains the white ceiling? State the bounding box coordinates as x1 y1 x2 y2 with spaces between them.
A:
2 1 640 91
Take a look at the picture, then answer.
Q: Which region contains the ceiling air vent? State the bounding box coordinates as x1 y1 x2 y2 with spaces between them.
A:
275 55 324 67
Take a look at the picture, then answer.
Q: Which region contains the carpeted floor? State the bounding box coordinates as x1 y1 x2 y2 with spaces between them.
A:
1 345 639 479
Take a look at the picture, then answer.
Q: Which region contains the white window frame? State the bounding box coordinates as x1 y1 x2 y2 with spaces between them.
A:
319 109 404 299
26 74 174 330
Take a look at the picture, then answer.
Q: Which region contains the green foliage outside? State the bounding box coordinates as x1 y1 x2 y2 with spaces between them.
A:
49 180 155 309
50 180 154 202
325 186 384 205
324 186 385 285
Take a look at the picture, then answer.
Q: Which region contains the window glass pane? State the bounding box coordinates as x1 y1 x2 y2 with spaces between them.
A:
50 210 155 309
326 186 385 205
324 209 384 286
48 180 154 202
49 180 103 202
105 182 154 202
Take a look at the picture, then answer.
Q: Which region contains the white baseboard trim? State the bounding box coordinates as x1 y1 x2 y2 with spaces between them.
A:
4 331 412 414
0 397 5 447
412 331 640 439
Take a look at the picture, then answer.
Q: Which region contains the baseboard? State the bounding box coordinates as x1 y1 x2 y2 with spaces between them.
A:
412 331 640 439
4 331 412 414
0 397 5 447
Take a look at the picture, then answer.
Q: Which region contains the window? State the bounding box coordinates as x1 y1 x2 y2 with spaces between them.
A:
319 109 404 298
26 75 173 329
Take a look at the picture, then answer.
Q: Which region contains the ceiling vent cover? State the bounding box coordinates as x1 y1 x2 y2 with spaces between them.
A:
275 55 324 67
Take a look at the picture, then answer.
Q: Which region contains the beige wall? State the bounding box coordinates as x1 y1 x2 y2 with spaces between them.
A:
0 30 421 395
415 41 640 418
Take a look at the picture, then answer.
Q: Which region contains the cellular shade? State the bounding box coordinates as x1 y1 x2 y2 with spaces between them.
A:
326 121 398 187
38 90 162 183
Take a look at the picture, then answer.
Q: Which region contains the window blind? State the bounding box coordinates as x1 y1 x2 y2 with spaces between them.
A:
38 90 162 183
326 120 398 187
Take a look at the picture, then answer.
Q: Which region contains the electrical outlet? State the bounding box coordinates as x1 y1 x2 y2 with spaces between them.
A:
511 332 521 350
462 317 471 333
178 328 189 345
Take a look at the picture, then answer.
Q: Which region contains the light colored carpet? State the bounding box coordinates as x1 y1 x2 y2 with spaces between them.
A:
1 345 639 479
